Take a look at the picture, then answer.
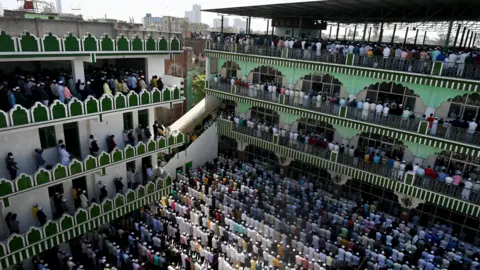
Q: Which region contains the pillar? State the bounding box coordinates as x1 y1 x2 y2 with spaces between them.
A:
353 25 357 40
266 20 269 36
391 24 397 44
413 29 419 45
422 31 427 45
367 27 372 42
464 30 471 48
145 56 166 85
221 15 224 35
71 59 85 83
378 22 384 42
236 140 248 161
344 27 347 40
335 22 340 40
329 25 333 39
403 27 409 45
443 20 453 51
362 22 367 41
453 24 462 47
459 27 467 48
473 34 477 47
468 32 475 48
248 16 252 35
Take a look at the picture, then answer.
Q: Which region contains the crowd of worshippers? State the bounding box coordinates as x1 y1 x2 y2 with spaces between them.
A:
223 113 480 202
0 68 165 112
177 156 480 270
214 76 480 138
215 33 480 67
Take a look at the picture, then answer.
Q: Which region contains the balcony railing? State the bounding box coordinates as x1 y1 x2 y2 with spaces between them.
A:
209 80 480 147
209 42 480 80
230 122 480 206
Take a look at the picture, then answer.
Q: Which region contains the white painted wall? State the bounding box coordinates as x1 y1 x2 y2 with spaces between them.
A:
162 75 184 89
162 123 218 177
146 56 166 84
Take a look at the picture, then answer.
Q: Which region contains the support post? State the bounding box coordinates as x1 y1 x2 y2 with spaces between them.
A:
378 22 384 42
468 32 475 48
362 22 367 41
335 22 340 40
353 24 357 40
329 25 333 39
464 29 471 48
220 15 224 35
422 31 427 45
413 29 419 45
272 25 275 37
453 24 462 47
459 27 467 48
403 27 409 45
367 27 372 42
391 24 397 44
248 17 252 35
473 34 477 47
443 20 453 51
266 20 269 36
344 27 347 40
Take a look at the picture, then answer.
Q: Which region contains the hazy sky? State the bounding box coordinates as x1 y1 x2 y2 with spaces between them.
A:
1 0 311 30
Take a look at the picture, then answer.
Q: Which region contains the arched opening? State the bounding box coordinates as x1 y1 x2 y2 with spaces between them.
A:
446 93 480 122
220 60 241 78
244 145 280 173
297 117 335 142
357 132 405 160
250 106 280 126
300 73 342 97
434 150 480 177
364 82 418 112
219 100 237 115
248 66 285 86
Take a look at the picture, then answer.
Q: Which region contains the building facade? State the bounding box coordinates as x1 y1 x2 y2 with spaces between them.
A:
202 41 480 238
0 30 186 268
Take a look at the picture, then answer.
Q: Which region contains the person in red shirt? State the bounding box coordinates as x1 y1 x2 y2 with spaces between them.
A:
424 166 433 178
426 114 435 128
107 134 117 153
321 139 328 149
430 169 439 180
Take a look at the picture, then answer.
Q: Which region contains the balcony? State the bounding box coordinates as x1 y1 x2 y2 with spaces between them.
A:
0 174 172 269
209 42 480 81
0 132 184 207
216 118 480 217
0 88 183 133
206 81 480 157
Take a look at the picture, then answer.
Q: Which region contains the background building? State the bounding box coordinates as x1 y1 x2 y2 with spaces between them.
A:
213 17 229 28
233 18 246 31
185 4 201 23
142 13 163 30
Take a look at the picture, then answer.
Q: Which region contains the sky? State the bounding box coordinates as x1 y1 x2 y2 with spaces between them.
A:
1 0 312 31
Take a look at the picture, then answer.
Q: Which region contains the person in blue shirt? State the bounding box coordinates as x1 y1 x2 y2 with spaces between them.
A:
437 170 446 182
436 51 447 62
373 154 381 164
57 81 65 103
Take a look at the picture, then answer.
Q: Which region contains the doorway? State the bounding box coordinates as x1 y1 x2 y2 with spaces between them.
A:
138 109 149 127
72 176 88 198
63 122 82 159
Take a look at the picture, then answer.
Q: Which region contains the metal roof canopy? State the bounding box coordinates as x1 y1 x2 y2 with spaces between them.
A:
202 0 480 24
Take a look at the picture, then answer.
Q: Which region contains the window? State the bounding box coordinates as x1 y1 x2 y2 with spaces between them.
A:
221 61 241 78
39 126 57 149
434 150 480 176
138 109 149 127
357 132 405 159
364 82 416 111
250 107 279 126
126 161 136 171
249 66 284 86
447 93 480 122
48 183 64 197
301 74 341 98
123 112 133 131
297 118 335 142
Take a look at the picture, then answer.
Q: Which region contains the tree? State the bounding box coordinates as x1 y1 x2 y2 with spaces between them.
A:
191 74 206 105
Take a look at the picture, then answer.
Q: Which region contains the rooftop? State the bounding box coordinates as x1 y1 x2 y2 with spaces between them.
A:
202 0 480 24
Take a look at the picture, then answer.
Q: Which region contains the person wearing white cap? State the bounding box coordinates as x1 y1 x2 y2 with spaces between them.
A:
80 189 89 209
56 80 66 103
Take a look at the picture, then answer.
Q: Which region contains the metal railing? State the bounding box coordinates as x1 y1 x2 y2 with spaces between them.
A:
209 42 480 80
208 80 480 147
230 122 480 205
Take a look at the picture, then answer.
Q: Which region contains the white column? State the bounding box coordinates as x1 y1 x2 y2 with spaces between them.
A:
145 56 166 83
71 59 85 83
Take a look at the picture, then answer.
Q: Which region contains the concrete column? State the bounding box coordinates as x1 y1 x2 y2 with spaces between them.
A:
403 27 409 45
362 23 367 41
453 24 462 47
443 20 453 50
391 24 397 43
145 56 165 85
71 59 85 83
378 22 384 42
